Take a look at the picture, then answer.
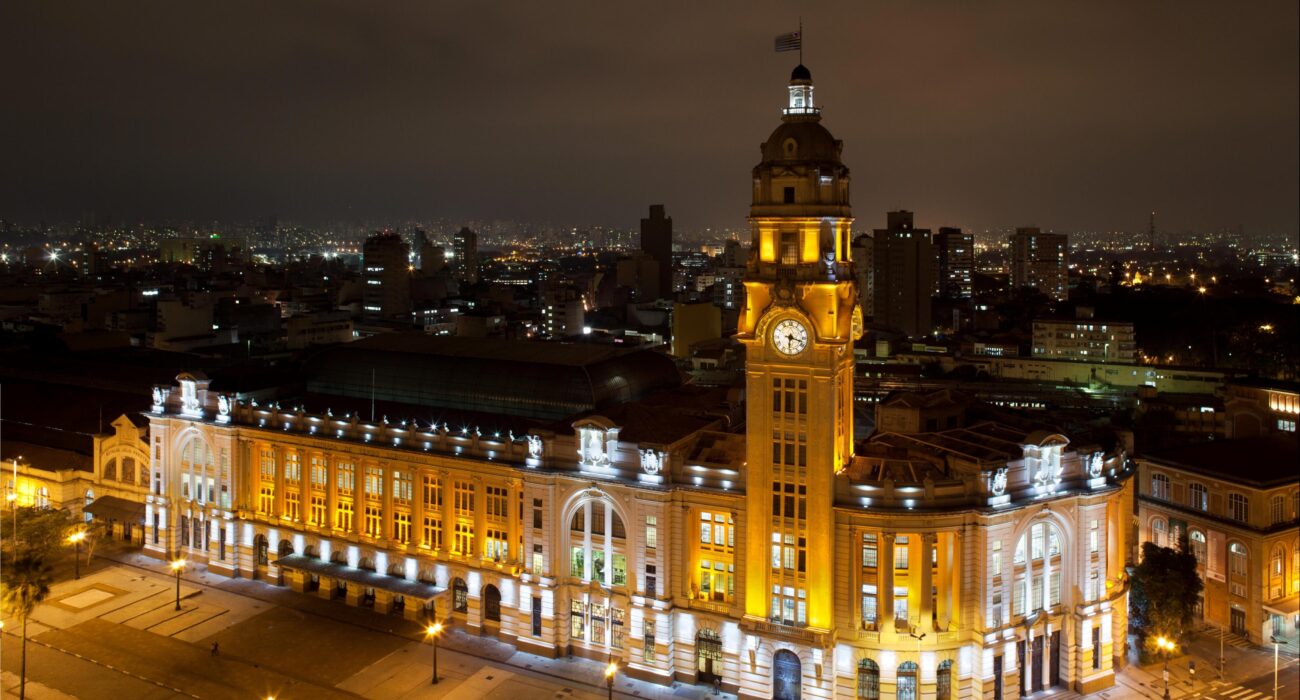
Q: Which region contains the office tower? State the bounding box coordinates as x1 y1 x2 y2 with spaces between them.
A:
872 210 935 337
453 227 479 285
362 231 411 322
1009 227 1068 301
851 233 874 317
640 205 672 300
934 226 974 299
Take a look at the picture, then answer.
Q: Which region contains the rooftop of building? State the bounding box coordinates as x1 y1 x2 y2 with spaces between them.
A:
1140 434 1299 488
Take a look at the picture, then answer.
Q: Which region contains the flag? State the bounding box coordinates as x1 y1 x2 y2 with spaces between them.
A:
774 31 801 53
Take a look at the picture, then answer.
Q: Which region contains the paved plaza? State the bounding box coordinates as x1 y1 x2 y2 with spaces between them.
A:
3 548 1296 700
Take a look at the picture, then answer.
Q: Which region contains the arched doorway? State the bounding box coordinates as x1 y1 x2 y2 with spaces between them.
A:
696 629 722 685
856 658 879 699
483 584 502 624
254 534 269 579
772 649 801 700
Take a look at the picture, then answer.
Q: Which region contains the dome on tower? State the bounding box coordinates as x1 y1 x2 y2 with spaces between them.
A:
790 63 812 82
759 119 843 164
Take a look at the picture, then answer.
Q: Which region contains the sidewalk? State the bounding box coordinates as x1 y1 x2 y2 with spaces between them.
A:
99 548 732 700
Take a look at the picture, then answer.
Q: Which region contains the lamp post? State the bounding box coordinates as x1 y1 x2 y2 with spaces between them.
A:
1156 635 1176 700
68 531 86 580
170 559 185 610
426 622 443 684
604 659 618 700
1270 635 1280 700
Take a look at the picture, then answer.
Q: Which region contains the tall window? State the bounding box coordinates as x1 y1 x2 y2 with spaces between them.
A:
1229 542 1248 597
772 378 808 415
697 510 735 602
857 659 880 700
1151 473 1170 500
644 516 657 550
569 499 627 587
1190 530 1207 567
1151 518 1167 548
423 476 443 549
1015 522 1063 617
1189 482 1208 511
936 659 953 700
1228 493 1249 522
1271 495 1287 525
897 661 918 700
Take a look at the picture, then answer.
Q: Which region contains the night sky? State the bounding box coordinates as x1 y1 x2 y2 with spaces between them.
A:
2 1 1296 234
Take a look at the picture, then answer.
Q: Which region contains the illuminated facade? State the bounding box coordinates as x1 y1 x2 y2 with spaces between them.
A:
142 67 1136 699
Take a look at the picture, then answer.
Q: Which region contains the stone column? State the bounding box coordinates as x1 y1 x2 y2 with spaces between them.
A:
414 470 426 549
881 532 896 633
920 533 935 634
325 454 337 530
472 477 486 560
507 478 521 565
382 463 394 541
318 575 336 599
274 446 286 518
937 532 952 631
351 464 362 537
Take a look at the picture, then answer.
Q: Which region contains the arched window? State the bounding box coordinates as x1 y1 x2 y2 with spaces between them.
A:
936 659 953 700
1270 545 1286 598
897 661 919 700
1229 542 1249 598
1271 496 1287 525
1151 473 1170 500
1013 522 1065 617
254 534 269 565
104 457 118 481
277 539 294 558
1189 482 1208 511
121 457 136 485
856 658 879 699
452 577 468 613
568 497 627 587
179 437 216 504
1189 530 1207 567
1228 493 1249 522
1151 518 1167 548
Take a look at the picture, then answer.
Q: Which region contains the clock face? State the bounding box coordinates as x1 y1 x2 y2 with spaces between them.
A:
772 319 809 356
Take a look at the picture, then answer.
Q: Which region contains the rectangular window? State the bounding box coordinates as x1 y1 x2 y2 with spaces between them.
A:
393 511 411 544
643 624 656 662
645 516 657 550
284 490 300 521
780 231 798 263
570 600 585 640
486 486 508 519
454 481 474 513
259 486 275 515
454 522 474 556
532 596 543 637
861 584 877 628
393 472 412 503
422 515 442 550
782 186 795 204
284 452 300 483
645 564 657 597
335 500 353 531
895 536 910 569
336 462 355 493
364 467 383 499
423 475 442 507
310 494 326 526
1089 520 1100 553
532 544 544 575
533 498 543 529
863 533 879 568
310 456 327 488
364 505 382 538
486 528 509 560
260 449 275 479
992 541 1002 576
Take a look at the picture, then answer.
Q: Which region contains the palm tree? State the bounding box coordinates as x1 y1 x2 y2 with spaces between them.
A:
2 554 54 700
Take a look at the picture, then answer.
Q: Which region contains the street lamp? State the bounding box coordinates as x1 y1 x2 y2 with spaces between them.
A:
426 621 444 684
67 530 86 580
170 559 186 610
1270 635 1280 700
604 659 618 700
1155 635 1177 700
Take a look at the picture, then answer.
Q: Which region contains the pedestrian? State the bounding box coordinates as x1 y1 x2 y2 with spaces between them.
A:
211 642 220 656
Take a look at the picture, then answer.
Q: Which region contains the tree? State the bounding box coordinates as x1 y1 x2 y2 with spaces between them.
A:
2 554 55 700
1129 539 1203 657
2 507 74 560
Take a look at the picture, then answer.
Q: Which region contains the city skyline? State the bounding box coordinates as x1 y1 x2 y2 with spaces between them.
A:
2 1 1297 235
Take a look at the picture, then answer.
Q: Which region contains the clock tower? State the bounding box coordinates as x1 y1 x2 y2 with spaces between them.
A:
739 64 861 634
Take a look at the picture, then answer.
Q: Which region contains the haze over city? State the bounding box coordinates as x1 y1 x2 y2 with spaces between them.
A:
2 1 1297 235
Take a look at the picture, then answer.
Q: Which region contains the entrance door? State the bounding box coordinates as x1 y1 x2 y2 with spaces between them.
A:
772 649 801 700
483 585 501 624
696 629 722 685
993 655 1003 700
1230 608 1247 636
1032 635 1044 692
1049 630 1061 687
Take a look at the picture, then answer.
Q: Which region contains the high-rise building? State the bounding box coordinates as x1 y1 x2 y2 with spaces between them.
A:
871 210 935 337
1009 227 1068 301
453 227 479 285
362 231 411 323
934 226 973 299
851 233 874 318
640 205 672 300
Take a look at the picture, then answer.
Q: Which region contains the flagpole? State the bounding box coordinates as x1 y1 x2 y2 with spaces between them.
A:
799 17 804 64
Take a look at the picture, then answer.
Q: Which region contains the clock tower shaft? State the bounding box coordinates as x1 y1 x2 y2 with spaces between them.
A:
738 64 860 633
